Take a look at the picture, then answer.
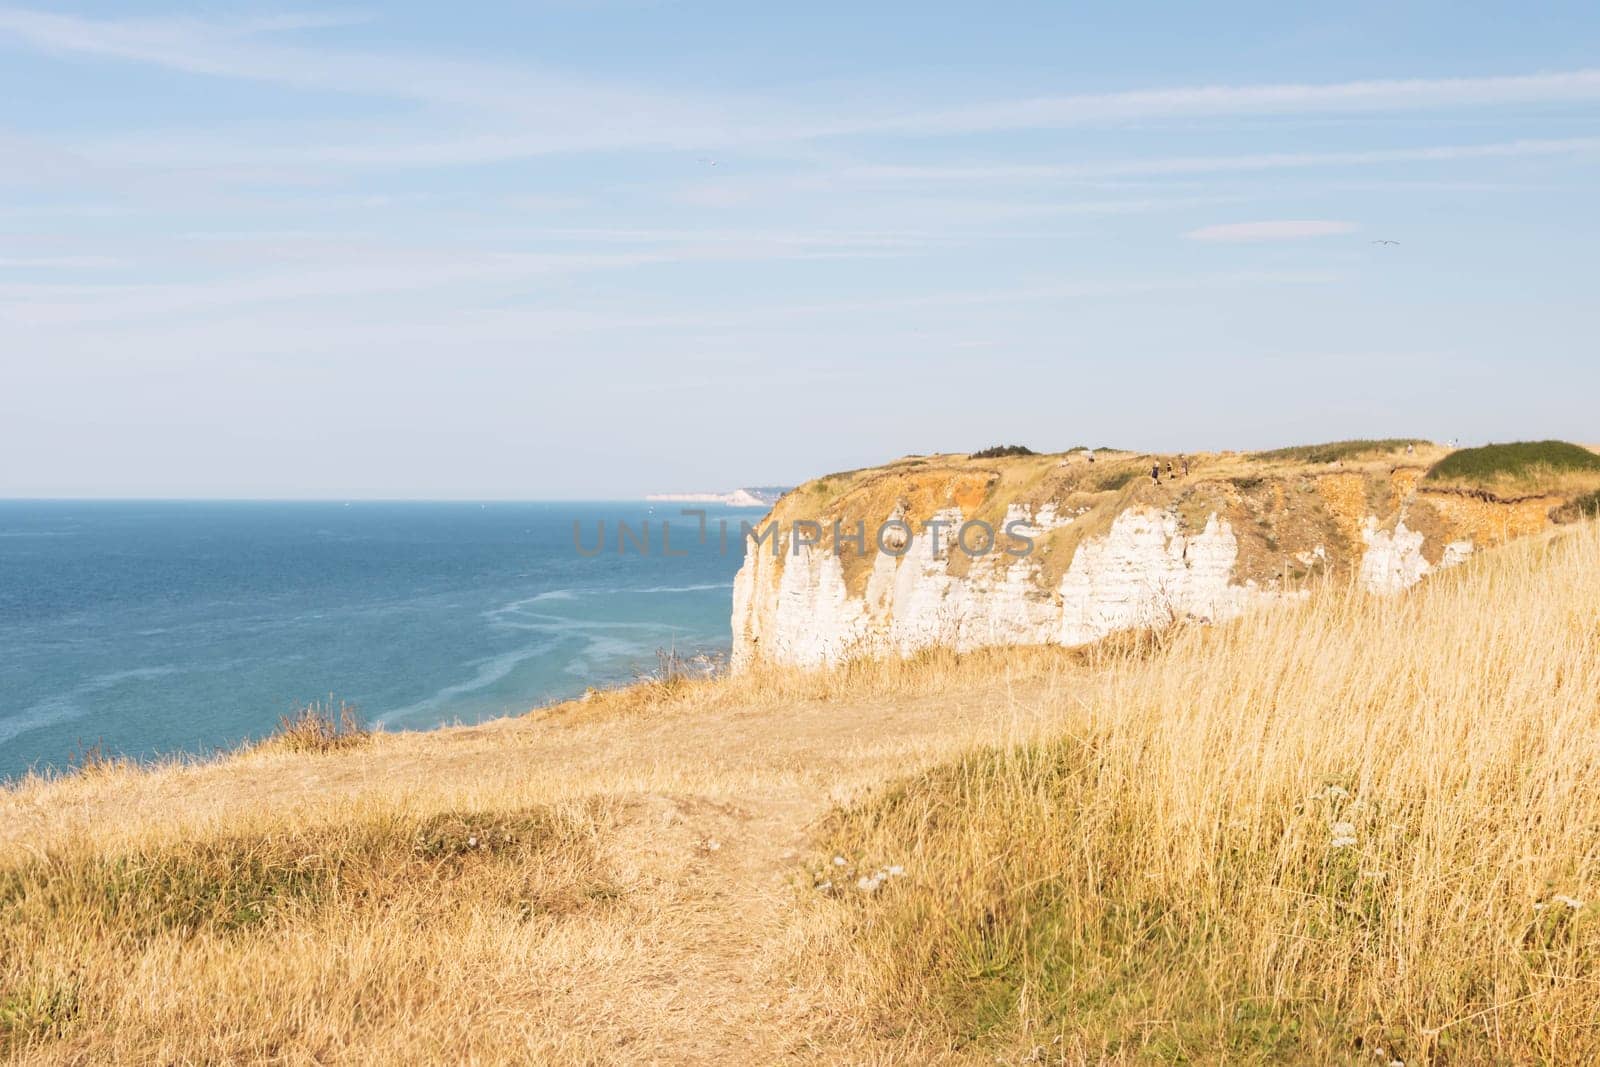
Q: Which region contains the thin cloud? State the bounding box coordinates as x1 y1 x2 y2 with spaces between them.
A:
852 70 1600 136
1185 221 1357 243
0 269 1341 350
0 255 124 268
0 5 760 132
845 137 1600 185
0 240 917 327
4 8 1600 152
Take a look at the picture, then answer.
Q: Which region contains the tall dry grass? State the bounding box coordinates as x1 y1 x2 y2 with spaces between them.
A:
815 524 1600 1063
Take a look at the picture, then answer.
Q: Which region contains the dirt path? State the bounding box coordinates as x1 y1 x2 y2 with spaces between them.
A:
0 670 1071 1063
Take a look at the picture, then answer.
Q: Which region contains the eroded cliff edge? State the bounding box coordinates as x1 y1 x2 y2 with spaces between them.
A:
732 442 1589 669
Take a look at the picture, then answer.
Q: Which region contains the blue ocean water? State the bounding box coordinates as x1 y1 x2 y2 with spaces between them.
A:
0 500 752 781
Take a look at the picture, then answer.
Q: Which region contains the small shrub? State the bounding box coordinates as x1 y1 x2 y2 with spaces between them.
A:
969 445 1036 459
269 698 368 754
1552 489 1600 524
67 740 125 778
628 646 724 702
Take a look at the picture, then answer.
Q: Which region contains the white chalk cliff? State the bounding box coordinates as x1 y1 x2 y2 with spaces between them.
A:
738 506 1276 669
732 503 1476 671
1358 517 1474 594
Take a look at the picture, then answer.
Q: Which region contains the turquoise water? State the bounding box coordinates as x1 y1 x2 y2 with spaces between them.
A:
0 501 751 780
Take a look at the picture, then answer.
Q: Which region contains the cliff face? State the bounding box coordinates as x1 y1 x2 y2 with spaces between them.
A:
731 446 1579 670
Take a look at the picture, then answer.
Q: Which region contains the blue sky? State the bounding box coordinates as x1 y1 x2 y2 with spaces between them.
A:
1 2 1597 498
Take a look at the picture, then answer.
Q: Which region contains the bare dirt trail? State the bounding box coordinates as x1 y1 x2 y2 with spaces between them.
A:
0 669 1073 1064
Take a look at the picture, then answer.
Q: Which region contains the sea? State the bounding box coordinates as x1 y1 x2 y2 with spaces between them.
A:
0 500 754 781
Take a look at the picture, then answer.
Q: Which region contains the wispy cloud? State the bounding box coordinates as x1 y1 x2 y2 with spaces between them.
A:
4 7 1600 156
842 137 1600 185
0 268 1342 352
0 8 507 104
852 70 1600 136
0 238 917 327
1185 220 1357 243
0 255 125 268
0 5 770 147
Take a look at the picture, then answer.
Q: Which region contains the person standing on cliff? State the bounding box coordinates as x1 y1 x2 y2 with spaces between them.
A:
1151 462 1161 485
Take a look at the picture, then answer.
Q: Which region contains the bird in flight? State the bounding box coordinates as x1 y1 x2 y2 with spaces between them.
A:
1371 239 1400 245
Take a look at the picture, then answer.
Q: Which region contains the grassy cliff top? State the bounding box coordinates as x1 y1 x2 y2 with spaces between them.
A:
756 438 1596 593
774 438 1599 529
779 438 1445 516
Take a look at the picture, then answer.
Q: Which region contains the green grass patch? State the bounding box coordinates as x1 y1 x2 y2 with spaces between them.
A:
1426 440 1600 486
0 808 567 944
1093 467 1139 491
1254 439 1428 464
0 973 81 1048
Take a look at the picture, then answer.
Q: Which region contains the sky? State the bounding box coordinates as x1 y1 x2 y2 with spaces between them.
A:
1 2 1597 499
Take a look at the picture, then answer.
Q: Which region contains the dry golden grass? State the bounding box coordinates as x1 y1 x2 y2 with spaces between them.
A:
0 641 1082 1064
2 523 1596 1063
813 522 1600 1064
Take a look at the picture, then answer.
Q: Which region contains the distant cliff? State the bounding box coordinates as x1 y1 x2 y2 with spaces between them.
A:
648 486 790 508
731 442 1598 669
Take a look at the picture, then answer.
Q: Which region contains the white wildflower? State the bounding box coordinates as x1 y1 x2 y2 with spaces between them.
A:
1330 820 1357 848
886 865 905 877
832 855 847 867
857 875 881 893
467 836 478 848
1554 894 1584 910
